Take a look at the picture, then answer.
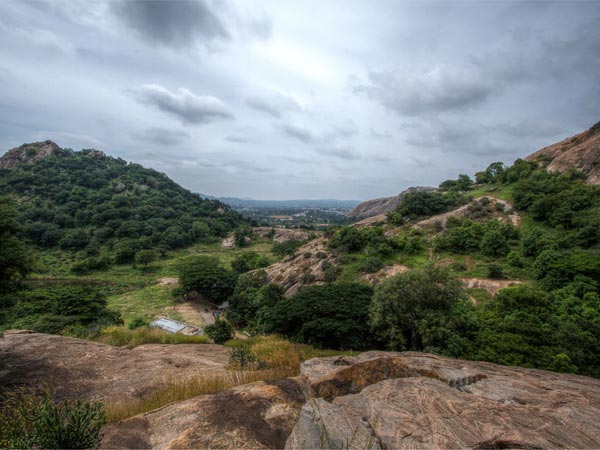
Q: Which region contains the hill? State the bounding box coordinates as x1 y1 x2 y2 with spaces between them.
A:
0 141 247 269
526 120 600 184
346 186 435 220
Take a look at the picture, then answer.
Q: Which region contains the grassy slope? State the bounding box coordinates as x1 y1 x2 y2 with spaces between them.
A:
31 239 277 326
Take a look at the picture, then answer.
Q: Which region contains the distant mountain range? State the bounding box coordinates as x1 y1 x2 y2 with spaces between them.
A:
198 195 361 209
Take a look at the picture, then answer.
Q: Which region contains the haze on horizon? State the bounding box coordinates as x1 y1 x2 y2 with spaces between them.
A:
0 0 599 200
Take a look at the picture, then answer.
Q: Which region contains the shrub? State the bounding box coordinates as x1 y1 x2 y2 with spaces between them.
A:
487 263 504 279
0 389 106 450
204 318 233 344
228 345 264 370
231 252 270 274
272 240 303 257
128 317 148 329
358 257 385 274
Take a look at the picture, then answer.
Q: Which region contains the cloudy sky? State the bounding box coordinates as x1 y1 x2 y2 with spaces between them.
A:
0 0 599 200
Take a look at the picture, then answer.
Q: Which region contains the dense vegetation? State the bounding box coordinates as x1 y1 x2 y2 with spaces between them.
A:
0 149 246 271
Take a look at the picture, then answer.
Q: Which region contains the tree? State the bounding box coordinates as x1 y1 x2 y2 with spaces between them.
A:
231 251 270 274
0 197 33 294
204 318 233 344
177 256 237 303
135 249 157 268
267 283 375 349
369 266 471 352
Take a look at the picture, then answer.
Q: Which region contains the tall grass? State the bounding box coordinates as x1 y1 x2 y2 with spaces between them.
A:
104 335 356 422
96 326 209 348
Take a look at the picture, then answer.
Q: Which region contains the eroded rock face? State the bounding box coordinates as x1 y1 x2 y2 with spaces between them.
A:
263 237 338 296
0 140 66 169
253 227 312 243
526 121 600 184
0 331 229 402
287 352 600 449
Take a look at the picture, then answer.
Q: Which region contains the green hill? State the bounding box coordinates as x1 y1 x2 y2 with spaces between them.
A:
0 141 247 271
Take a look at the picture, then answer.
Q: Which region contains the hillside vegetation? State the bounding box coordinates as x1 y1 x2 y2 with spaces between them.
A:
0 142 246 273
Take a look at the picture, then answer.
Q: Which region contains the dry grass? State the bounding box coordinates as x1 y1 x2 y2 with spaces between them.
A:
96 326 209 348
104 334 358 422
105 366 295 422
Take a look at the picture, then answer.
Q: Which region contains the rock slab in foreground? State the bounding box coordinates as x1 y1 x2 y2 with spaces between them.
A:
287 351 600 449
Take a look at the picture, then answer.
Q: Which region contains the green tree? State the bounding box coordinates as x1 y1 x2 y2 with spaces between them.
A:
177 256 237 303
135 249 157 268
231 251 270 274
204 318 233 344
267 283 375 349
369 266 471 352
0 197 33 294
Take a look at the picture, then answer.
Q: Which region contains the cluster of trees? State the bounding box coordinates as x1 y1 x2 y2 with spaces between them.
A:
387 190 471 223
0 197 121 334
0 151 246 271
434 218 519 257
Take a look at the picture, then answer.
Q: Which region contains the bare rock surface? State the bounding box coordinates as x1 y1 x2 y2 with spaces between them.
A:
362 263 410 285
461 277 524 296
101 378 305 450
0 331 229 402
264 237 337 296
526 120 600 184
0 140 67 169
287 351 600 449
253 227 312 242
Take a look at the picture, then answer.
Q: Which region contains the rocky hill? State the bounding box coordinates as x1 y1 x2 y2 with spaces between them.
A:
526 120 600 184
346 186 435 220
0 140 247 265
0 140 69 169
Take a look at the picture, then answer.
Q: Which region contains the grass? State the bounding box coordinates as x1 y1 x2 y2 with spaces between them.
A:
104 335 356 422
106 284 178 326
95 326 209 348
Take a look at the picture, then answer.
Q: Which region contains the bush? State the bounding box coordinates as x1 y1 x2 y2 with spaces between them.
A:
487 263 504 279
358 257 385 274
0 389 106 449
228 345 264 370
204 318 233 344
231 252 270 274
128 317 148 329
272 240 303 257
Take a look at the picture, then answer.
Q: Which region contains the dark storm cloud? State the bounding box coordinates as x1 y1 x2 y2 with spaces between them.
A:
130 84 234 124
354 66 494 117
110 0 229 48
246 92 301 118
139 128 190 146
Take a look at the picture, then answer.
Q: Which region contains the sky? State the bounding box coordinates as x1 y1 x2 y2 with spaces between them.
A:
0 0 599 200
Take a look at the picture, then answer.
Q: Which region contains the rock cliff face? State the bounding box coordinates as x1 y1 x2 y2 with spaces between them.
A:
526 120 600 184
346 186 435 220
0 140 67 169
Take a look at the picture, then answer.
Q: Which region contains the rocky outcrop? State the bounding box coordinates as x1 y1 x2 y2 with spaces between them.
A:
253 227 311 243
0 331 229 403
526 120 600 184
0 140 67 169
102 379 305 450
263 237 338 296
346 186 435 220
287 351 600 449
4 333 600 449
